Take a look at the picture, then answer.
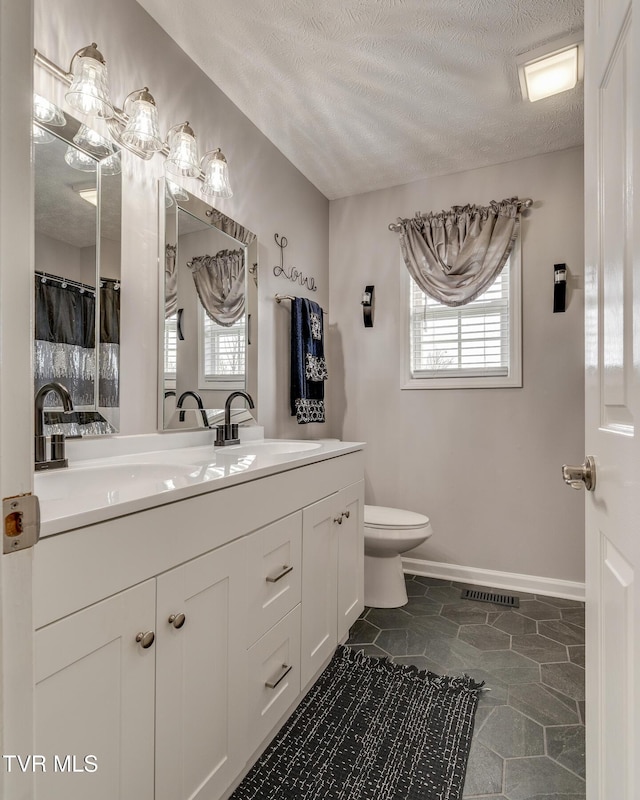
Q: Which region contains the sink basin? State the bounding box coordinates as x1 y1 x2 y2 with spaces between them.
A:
224 441 323 455
35 462 201 502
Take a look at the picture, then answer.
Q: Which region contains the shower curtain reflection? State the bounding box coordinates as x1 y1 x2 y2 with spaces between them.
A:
34 272 120 435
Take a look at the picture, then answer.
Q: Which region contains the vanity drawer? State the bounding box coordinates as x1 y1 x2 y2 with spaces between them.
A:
245 512 302 646
246 604 301 756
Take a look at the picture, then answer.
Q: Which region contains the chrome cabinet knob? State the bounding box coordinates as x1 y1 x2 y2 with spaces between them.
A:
333 516 343 525
342 510 350 519
562 456 596 491
168 613 186 629
135 630 155 649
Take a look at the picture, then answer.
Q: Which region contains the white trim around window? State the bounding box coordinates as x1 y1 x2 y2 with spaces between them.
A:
400 238 522 390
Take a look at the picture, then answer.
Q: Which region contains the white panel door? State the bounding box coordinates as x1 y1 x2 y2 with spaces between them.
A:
584 0 640 796
34 580 156 800
336 481 364 642
301 493 338 689
155 539 247 800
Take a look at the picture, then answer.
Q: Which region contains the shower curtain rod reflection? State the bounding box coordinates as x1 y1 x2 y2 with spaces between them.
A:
36 271 120 294
274 293 326 314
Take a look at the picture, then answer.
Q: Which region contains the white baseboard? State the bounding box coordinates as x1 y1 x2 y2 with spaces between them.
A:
401 557 585 602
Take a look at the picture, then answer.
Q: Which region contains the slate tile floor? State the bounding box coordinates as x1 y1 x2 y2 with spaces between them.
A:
346 576 586 800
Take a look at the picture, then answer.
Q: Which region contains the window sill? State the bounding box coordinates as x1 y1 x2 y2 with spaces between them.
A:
402 373 522 390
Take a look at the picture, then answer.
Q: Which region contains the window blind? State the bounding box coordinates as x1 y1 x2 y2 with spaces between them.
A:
164 313 177 378
410 265 510 378
203 314 245 379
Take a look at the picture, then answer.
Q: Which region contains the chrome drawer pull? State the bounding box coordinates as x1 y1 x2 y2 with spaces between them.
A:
266 564 293 583
265 663 292 689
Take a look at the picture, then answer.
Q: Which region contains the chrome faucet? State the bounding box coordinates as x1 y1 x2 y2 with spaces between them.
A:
176 390 209 428
34 381 74 470
215 391 255 446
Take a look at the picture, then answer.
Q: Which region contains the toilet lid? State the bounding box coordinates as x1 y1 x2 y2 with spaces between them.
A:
364 505 430 530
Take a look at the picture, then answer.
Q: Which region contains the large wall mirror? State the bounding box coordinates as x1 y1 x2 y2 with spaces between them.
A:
161 181 258 430
33 98 122 434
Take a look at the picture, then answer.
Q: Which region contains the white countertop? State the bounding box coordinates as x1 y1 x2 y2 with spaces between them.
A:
35 438 364 537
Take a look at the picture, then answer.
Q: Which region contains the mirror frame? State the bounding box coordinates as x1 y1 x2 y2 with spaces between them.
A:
158 178 258 431
33 106 122 433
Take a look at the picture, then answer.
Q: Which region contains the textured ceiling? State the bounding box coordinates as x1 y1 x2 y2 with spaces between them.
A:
136 0 584 200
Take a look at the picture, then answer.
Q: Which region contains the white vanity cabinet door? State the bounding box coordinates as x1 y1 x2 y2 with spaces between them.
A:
301 482 365 690
300 493 339 689
245 511 302 647
336 480 365 641
34 580 156 800
246 604 301 756
154 538 247 800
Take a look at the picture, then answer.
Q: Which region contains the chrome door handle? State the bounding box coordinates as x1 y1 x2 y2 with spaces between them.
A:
265 663 292 689
266 565 293 583
168 612 186 629
562 456 596 491
135 630 155 649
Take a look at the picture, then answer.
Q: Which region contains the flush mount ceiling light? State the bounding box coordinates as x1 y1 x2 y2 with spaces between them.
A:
517 34 584 102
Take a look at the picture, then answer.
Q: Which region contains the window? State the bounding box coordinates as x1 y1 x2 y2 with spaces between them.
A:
164 313 177 386
403 245 521 389
198 305 246 390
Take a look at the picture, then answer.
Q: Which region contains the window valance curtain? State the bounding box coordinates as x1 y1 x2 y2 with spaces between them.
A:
189 248 245 327
389 197 532 307
165 244 178 319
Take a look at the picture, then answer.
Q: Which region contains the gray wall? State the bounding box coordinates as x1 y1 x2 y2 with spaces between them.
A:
34 0 329 436
328 147 585 583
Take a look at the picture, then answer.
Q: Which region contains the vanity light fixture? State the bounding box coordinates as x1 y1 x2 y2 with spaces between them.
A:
65 43 114 119
34 46 233 197
32 124 55 145
517 34 583 102
119 88 163 153
73 123 113 157
201 148 233 199
165 122 201 178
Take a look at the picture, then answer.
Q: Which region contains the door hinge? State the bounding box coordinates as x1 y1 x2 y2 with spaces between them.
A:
3 494 40 554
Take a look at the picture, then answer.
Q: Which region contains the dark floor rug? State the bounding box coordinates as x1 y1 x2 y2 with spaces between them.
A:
232 645 483 800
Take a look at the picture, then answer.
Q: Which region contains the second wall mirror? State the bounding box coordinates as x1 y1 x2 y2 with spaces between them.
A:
160 181 258 430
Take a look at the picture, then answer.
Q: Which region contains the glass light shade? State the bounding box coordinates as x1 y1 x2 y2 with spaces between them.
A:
73 124 113 157
64 145 97 172
164 123 200 178
167 179 189 201
65 45 114 119
33 94 65 126
32 123 55 145
99 152 122 176
523 47 578 102
201 149 233 199
121 89 163 153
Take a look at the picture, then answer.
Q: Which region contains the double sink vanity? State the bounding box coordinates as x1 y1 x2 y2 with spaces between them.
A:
31 94 364 800
33 433 365 800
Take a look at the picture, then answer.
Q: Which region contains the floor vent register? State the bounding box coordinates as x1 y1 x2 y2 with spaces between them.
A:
460 588 519 608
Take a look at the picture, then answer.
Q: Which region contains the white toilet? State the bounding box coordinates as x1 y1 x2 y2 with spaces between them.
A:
364 505 433 608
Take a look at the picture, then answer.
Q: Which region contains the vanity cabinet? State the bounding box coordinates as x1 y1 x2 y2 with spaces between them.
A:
301 480 364 689
155 539 247 800
33 449 364 800
35 581 156 800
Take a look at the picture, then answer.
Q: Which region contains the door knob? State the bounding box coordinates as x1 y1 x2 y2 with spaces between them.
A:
562 456 596 491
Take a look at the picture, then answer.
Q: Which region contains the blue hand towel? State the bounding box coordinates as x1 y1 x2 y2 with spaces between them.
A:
290 298 327 424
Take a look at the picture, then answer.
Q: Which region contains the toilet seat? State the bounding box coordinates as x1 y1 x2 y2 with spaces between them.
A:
364 505 429 530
